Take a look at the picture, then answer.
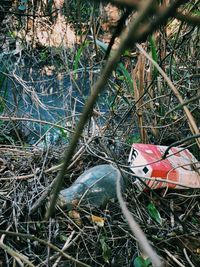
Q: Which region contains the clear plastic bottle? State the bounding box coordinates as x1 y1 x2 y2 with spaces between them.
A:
58 164 124 210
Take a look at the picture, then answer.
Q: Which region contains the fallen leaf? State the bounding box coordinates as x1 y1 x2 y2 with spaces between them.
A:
147 202 162 225
90 215 105 227
68 210 82 226
100 236 111 263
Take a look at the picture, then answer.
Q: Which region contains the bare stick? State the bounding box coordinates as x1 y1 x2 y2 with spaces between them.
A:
45 0 156 219
0 116 75 134
45 0 188 218
0 242 35 267
0 230 91 267
161 134 200 159
136 43 200 148
164 249 185 267
115 167 163 267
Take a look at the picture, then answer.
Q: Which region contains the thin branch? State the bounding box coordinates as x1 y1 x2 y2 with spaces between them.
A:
115 167 163 267
45 0 189 218
162 134 200 159
0 230 91 267
45 0 156 219
183 248 195 267
93 0 140 9
136 43 200 148
164 249 185 267
0 116 75 134
0 242 35 267
135 0 190 43
164 95 200 118
175 11 200 26
0 9 58 18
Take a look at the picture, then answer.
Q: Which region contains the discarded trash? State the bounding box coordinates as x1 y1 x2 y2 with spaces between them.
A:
58 164 124 209
58 144 200 210
129 144 200 190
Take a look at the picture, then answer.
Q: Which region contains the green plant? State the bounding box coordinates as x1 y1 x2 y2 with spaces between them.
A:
149 35 158 78
73 41 90 79
133 256 152 267
39 50 49 61
100 236 112 263
126 134 141 144
0 70 8 114
0 97 5 114
117 63 134 94
147 202 162 225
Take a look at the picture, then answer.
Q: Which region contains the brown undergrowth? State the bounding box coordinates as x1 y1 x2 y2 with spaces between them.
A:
0 0 200 266
0 138 200 266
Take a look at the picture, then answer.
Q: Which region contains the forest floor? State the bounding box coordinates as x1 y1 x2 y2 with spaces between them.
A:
0 2 200 266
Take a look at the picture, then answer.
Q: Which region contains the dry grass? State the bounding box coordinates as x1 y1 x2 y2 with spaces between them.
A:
0 138 200 266
0 1 200 266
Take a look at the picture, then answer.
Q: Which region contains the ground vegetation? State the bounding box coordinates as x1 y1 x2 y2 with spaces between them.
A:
0 0 200 266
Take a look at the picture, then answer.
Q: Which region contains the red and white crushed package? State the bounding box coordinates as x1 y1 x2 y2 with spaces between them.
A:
128 144 200 190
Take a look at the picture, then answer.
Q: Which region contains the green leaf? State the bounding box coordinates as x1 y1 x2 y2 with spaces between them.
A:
0 97 5 114
59 235 68 242
192 10 200 16
100 236 111 263
147 202 162 225
134 256 152 267
124 50 132 57
149 36 157 62
58 128 68 138
117 63 134 94
96 39 134 94
149 35 158 78
36 222 41 228
73 41 90 79
126 134 141 145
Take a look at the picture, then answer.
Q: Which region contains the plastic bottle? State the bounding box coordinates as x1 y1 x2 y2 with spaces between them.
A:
58 164 124 210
